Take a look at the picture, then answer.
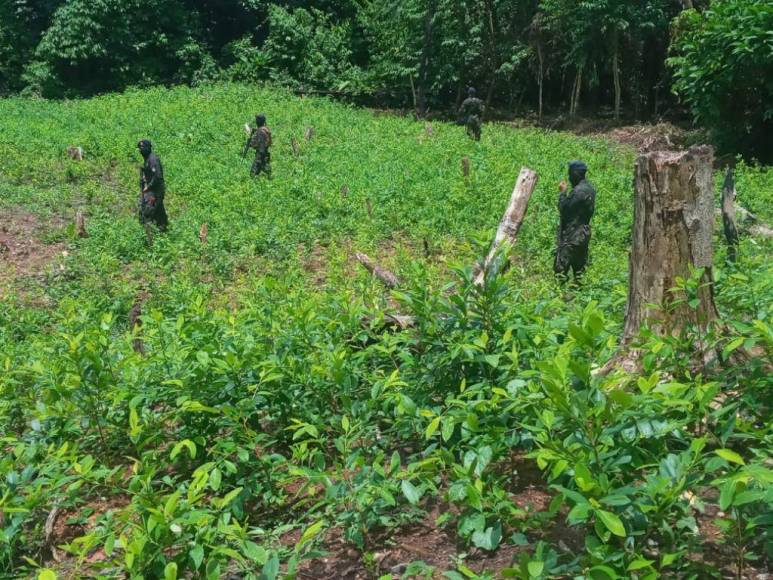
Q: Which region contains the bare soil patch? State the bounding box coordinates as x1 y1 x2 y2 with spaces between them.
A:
0 208 67 295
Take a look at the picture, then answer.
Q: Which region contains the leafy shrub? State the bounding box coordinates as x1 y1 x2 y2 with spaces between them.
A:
669 1 773 162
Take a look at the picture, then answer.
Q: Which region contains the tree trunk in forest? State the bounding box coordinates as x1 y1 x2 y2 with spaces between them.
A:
621 146 719 345
537 51 544 122
474 167 539 285
612 30 621 121
721 167 739 262
570 65 583 117
416 0 436 118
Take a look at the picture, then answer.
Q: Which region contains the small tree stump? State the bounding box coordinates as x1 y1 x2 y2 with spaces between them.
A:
365 198 373 219
291 137 301 157
622 146 719 344
66 146 83 161
199 222 208 245
75 210 88 238
425 124 434 137
721 167 739 261
128 297 146 355
304 126 314 142
461 156 471 179
340 184 349 198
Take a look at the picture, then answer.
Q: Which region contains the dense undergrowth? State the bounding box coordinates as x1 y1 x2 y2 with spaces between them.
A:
0 84 771 579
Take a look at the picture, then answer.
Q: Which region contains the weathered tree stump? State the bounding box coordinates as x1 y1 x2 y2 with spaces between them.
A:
291 137 301 157
720 167 739 261
340 184 349 198
474 167 539 285
66 146 83 161
365 198 373 219
304 126 314 142
75 210 88 238
199 222 208 245
622 146 719 347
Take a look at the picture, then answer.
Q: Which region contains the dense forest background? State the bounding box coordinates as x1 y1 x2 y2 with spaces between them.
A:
0 0 771 160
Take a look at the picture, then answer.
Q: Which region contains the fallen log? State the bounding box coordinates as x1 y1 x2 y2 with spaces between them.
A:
474 167 539 285
355 252 400 289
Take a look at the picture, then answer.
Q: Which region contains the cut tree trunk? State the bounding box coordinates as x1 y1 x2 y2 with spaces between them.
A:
622 146 719 345
474 167 539 285
721 167 739 261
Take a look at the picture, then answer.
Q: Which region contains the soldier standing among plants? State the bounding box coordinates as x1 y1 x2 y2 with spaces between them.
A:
243 114 272 178
554 161 596 282
458 87 485 141
137 139 168 233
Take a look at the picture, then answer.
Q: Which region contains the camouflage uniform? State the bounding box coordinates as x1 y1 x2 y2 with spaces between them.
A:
458 96 484 141
138 142 168 231
245 125 272 177
554 173 595 279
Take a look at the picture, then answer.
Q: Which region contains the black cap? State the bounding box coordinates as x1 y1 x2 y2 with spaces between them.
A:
138 139 152 150
569 160 587 172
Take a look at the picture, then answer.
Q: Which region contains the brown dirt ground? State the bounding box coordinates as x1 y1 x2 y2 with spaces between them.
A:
290 457 571 579
0 208 67 298
46 495 131 567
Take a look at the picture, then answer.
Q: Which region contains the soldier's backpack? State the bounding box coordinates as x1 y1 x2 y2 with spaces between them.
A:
250 126 272 149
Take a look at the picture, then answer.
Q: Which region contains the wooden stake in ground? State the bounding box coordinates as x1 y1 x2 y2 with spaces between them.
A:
199 222 208 245
721 167 739 262
365 198 373 219
75 210 88 238
291 137 300 157
474 167 539 285
622 146 719 346
355 252 401 289
304 126 314 142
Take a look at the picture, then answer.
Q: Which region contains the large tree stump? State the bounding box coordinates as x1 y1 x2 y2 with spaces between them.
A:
622 146 719 345
474 167 539 285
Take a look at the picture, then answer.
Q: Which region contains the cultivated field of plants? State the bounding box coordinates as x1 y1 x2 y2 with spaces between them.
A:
0 84 771 579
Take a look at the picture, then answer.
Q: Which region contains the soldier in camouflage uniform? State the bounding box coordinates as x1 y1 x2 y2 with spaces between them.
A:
243 114 272 178
554 161 596 281
137 140 168 232
458 87 485 141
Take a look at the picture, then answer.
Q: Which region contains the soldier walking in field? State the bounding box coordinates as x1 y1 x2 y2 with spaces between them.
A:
137 140 168 233
243 114 272 178
458 87 485 141
554 161 596 282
